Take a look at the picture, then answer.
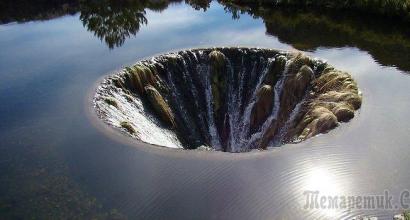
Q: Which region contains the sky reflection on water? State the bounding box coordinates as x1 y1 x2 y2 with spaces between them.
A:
1 1 410 219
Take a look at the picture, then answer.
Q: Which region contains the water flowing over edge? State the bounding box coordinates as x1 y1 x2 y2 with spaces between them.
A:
93 47 362 152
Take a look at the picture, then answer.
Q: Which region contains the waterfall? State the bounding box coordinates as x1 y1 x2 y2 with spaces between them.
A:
227 54 246 151
97 81 183 148
204 65 222 150
271 94 307 147
243 59 290 150
94 48 357 152
229 58 276 151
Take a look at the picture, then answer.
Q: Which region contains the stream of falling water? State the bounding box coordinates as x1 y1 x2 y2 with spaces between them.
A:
243 58 290 150
95 48 319 151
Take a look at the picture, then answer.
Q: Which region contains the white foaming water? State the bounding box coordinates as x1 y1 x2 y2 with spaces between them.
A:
95 49 315 151
203 64 222 150
243 59 290 149
96 83 183 148
227 54 246 151
272 94 306 147
230 58 276 151
180 55 207 133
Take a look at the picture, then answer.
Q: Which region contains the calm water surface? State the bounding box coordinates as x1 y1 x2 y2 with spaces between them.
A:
1 1 410 219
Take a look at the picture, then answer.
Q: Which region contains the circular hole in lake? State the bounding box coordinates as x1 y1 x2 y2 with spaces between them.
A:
93 47 362 152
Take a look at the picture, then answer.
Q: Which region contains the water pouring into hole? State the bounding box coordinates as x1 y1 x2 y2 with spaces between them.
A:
93 47 361 152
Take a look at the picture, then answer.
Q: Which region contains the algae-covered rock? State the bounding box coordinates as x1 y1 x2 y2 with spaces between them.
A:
126 64 158 94
258 63 315 148
298 107 338 140
250 85 274 131
104 97 118 108
291 65 314 96
112 77 128 92
287 52 312 75
208 50 227 114
279 64 314 121
288 63 361 141
209 50 226 69
317 91 362 109
120 121 136 134
314 69 358 94
297 65 314 81
332 103 355 122
124 94 135 102
95 48 362 152
144 85 176 128
264 55 287 86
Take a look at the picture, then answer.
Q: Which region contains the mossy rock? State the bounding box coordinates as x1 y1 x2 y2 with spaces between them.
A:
165 55 179 66
124 94 135 102
278 64 314 121
287 52 312 75
250 85 274 131
291 64 361 141
126 64 158 95
104 97 118 108
209 50 226 69
317 91 362 109
112 77 127 91
264 55 287 85
144 85 176 128
208 50 227 114
296 65 314 81
314 70 358 93
120 121 136 134
298 106 338 140
292 64 314 94
331 103 355 122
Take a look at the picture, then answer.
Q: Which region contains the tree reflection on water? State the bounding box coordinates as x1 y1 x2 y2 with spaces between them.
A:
1 0 409 69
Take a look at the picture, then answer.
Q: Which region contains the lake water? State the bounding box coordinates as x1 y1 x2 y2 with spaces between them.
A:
1 1 410 219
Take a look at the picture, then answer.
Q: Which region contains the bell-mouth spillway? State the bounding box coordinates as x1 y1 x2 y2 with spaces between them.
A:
93 47 362 153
